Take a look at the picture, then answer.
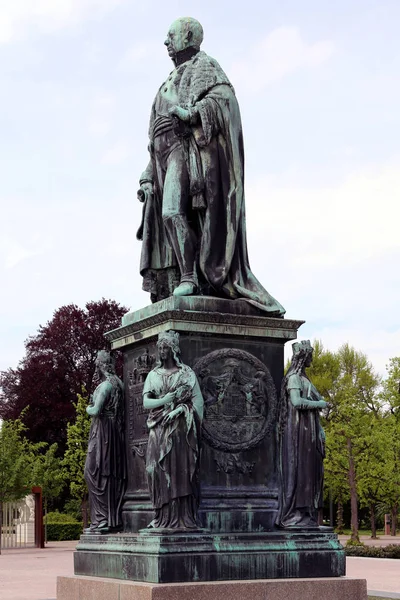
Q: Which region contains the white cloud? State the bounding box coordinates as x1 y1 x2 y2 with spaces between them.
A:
244 159 400 374
231 26 335 93
0 0 126 43
246 161 400 267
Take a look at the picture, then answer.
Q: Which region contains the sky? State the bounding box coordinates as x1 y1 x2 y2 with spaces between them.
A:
0 0 399 378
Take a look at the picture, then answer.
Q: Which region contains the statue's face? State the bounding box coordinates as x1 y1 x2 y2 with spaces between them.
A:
305 351 313 367
95 359 104 377
164 21 189 59
158 341 173 362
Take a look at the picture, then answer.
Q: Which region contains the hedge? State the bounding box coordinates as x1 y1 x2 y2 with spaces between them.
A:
345 544 400 559
46 522 83 541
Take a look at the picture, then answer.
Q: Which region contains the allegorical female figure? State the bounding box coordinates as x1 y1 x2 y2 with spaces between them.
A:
84 350 126 533
276 340 327 528
143 331 204 528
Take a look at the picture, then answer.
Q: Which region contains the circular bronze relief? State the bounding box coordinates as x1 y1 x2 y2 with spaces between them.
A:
193 349 277 452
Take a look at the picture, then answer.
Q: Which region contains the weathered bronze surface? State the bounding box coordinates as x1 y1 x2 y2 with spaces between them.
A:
137 17 285 315
276 340 327 529
75 305 345 581
142 331 204 529
84 351 126 534
74 17 346 586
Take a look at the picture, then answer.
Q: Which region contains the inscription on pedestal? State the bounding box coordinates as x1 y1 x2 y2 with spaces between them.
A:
194 349 277 452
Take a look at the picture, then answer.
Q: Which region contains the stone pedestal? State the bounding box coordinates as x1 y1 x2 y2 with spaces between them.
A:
73 297 346 583
105 296 303 535
74 529 345 582
58 575 368 600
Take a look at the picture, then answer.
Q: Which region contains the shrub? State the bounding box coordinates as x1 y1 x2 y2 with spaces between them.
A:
45 511 78 524
345 544 400 559
44 511 83 540
46 523 83 541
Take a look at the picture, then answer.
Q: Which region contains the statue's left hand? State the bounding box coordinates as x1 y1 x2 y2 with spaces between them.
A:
165 405 184 422
169 105 190 122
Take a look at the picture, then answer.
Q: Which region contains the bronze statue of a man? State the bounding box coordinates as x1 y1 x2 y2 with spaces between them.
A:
137 17 285 314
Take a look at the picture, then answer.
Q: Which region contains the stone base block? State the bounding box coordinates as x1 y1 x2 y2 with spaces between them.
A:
74 529 345 583
57 575 368 600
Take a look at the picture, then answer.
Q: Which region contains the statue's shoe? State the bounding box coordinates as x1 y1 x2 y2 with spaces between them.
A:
173 282 197 296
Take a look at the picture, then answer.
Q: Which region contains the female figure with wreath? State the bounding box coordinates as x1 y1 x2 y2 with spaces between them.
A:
143 330 204 528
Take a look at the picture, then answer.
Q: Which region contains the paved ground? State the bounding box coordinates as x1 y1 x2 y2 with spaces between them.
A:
0 537 400 600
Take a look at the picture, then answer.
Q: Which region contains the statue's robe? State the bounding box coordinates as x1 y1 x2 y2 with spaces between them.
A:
139 51 285 315
84 376 126 530
144 365 203 528
276 373 325 528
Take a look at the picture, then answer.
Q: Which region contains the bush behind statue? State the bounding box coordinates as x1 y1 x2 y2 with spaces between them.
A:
345 544 400 559
44 511 82 541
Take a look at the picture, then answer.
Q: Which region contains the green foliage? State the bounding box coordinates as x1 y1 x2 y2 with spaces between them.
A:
308 342 381 541
44 510 82 540
44 511 80 524
31 443 64 502
0 418 34 505
62 392 91 516
345 544 400 559
46 522 82 541
345 538 365 547
63 498 83 521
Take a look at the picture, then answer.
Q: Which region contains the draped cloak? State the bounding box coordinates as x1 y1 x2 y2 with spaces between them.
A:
139 51 285 315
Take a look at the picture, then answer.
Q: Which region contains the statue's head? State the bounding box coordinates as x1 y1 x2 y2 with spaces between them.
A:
96 350 115 375
164 17 204 60
156 330 182 366
292 340 313 370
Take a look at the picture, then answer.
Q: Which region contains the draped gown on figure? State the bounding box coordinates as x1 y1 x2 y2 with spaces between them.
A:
277 373 325 528
144 365 203 528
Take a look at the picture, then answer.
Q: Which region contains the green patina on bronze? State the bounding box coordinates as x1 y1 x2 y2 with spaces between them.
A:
137 17 285 314
74 18 347 587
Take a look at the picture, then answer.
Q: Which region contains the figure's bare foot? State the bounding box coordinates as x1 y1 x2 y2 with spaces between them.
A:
173 282 197 296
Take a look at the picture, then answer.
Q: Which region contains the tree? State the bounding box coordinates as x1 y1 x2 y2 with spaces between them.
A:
0 419 34 554
62 393 91 529
308 342 381 541
380 357 400 535
0 299 127 450
31 443 65 542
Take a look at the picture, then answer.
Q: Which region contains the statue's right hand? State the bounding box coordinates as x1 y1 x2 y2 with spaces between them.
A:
163 391 175 404
137 182 153 202
318 400 328 409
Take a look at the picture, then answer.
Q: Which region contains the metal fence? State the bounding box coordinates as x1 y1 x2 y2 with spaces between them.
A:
1 495 36 549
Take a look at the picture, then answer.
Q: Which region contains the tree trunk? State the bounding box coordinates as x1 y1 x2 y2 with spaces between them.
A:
347 438 360 543
336 500 344 534
391 504 398 536
370 503 377 539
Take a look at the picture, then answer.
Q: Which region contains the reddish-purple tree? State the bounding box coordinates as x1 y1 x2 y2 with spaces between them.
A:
0 299 127 450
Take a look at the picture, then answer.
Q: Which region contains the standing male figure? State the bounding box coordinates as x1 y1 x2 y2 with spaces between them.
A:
137 17 285 315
